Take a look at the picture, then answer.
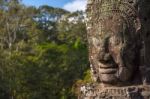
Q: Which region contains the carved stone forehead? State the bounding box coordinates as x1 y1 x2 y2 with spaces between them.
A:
87 0 138 5
101 14 128 31
86 0 139 35
87 0 137 21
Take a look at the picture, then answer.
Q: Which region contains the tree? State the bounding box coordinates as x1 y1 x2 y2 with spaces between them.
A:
0 2 90 99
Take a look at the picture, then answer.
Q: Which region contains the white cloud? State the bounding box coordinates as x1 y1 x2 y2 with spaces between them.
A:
63 0 87 12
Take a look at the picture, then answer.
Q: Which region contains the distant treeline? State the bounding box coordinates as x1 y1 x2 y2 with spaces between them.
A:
0 0 91 99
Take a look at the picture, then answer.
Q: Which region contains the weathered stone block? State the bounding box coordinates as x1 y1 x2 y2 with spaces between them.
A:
80 85 150 99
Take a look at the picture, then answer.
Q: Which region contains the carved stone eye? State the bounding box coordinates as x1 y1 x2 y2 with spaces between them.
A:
128 0 134 3
108 16 113 20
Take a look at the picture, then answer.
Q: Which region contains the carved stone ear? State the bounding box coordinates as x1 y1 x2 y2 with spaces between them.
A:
134 17 141 32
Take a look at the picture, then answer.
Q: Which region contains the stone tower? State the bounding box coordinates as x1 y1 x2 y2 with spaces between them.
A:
80 0 150 98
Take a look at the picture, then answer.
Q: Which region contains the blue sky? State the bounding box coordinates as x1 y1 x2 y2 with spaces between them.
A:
22 0 71 8
22 0 87 12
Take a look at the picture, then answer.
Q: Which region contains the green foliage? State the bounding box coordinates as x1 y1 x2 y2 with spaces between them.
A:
0 1 90 99
83 69 93 83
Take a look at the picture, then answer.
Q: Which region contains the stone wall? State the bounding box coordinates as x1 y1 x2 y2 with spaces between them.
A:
80 84 150 99
81 0 150 98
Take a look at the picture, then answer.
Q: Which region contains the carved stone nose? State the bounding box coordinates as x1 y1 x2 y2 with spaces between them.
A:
98 36 112 63
98 52 118 68
98 53 112 63
98 38 117 68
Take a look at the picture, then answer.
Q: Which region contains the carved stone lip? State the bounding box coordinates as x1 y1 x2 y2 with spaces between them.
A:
99 68 117 74
98 62 117 68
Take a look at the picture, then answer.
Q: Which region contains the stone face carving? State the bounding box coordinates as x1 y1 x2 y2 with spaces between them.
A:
87 0 142 85
80 0 150 98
